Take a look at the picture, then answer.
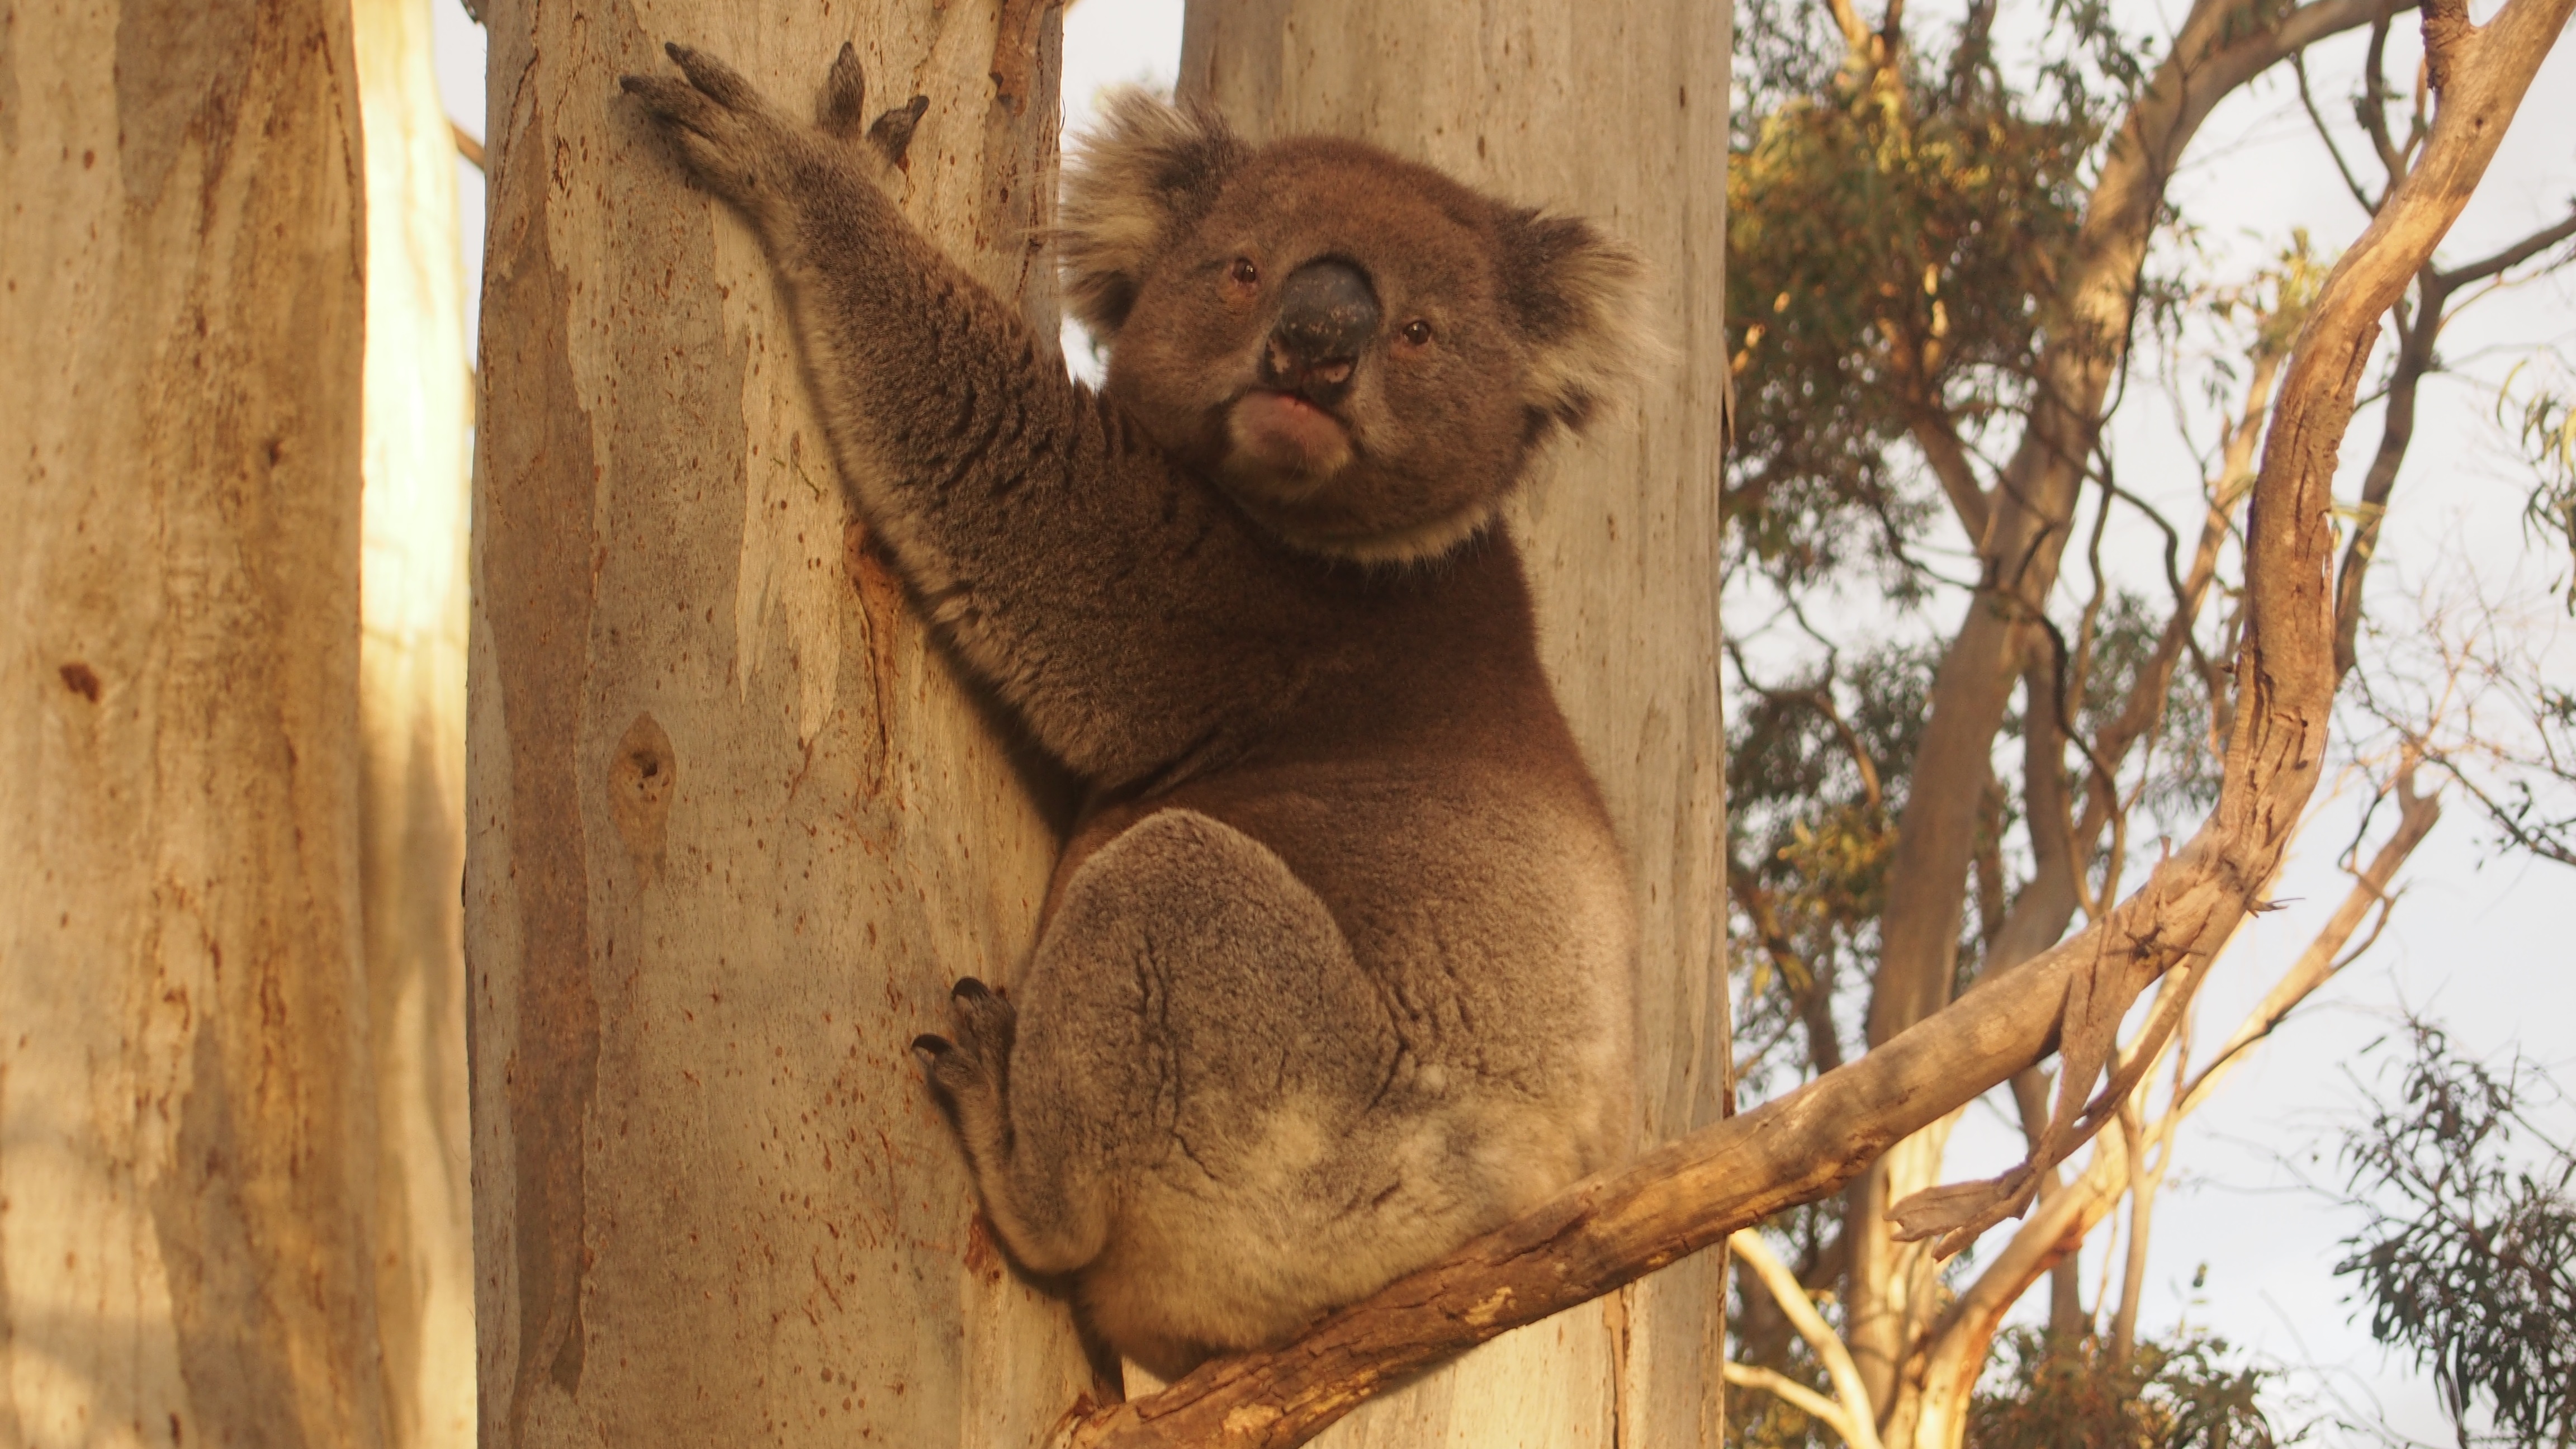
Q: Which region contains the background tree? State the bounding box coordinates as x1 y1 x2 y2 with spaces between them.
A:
2333 1022 2575 1448
1718 0 2576 1442
353 0 479 1441
463 2 1099 1445
1 1 390 1442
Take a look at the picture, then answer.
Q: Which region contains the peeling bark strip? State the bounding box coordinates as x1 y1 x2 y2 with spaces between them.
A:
465 4 1091 1445
475 89 607 1431
2 0 383 1445
1067 0 2573 1441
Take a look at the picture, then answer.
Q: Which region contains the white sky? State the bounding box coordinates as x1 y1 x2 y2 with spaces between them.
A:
428 4 2573 1442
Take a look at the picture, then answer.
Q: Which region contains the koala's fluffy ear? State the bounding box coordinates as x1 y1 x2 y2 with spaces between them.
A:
1058 89 1250 339
1499 210 1664 435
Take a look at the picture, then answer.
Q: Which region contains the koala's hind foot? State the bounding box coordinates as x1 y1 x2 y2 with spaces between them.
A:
914 978 1106 1275
913 978 1015 1164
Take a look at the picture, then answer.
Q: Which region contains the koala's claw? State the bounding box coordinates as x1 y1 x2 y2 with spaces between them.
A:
618 72 716 134
663 42 759 110
946 977 1015 1056
821 43 870 139
915 977 1015 1133
869 96 930 169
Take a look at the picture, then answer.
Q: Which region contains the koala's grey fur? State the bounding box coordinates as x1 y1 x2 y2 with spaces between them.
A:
625 45 1650 1379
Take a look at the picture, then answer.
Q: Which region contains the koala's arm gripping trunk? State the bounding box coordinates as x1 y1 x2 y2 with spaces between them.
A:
627 46 1319 789
777 174 1310 788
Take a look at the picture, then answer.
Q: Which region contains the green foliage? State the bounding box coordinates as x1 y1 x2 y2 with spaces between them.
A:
1721 0 2176 593
1725 639 1936 1087
1723 7 2106 588
2505 362 2576 612
2334 1022 2576 1446
1726 81 2092 586
1968 1329 2291 1449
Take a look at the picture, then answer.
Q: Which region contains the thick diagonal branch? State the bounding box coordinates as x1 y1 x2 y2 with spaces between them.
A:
1885 767 2441 1446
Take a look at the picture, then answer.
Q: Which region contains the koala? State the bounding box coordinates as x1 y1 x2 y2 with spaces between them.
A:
624 44 1648 1379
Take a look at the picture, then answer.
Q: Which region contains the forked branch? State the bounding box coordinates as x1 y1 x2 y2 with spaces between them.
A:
1056 1 2570 1442
1727 1230 1887 1449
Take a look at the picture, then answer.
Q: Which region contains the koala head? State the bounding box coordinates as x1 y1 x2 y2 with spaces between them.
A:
1058 91 1656 565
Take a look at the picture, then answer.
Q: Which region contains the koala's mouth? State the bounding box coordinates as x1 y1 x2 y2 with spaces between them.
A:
1225 388 1355 486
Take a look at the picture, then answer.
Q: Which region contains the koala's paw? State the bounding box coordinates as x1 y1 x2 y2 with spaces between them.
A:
816 42 930 172
912 978 1016 1137
621 43 809 216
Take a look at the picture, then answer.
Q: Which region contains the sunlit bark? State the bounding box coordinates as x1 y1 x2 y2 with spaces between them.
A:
352 0 477 1442
1 1 381 1442
465 2 1092 1443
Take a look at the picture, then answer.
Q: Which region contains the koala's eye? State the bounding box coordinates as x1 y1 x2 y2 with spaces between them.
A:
1400 319 1435 347
1230 257 1260 286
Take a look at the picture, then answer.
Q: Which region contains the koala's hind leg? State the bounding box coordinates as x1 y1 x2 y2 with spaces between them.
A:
917 809 1401 1333
915 974 1107 1274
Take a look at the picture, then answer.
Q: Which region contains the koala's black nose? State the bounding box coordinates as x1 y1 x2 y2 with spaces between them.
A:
1263 258 1379 406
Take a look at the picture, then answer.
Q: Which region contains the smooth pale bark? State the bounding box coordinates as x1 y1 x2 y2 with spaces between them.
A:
466 2 1092 1445
353 0 476 1445
1 2 380 1445
1177 5 1732 1445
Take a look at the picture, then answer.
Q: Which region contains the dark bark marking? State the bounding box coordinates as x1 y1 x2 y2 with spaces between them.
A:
478 88 606 1425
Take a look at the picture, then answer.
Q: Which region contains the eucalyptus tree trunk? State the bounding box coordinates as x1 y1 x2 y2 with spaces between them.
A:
1 1 382 1443
353 0 477 1443
466 3 1092 1444
1177 6 1734 1445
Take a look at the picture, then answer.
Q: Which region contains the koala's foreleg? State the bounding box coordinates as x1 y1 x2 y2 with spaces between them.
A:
622 44 1062 561
626 46 1278 787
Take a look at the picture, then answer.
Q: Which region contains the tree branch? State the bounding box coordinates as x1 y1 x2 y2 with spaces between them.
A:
1909 406 1995 546
2295 49 2383 213
1724 1362 1868 1443
2172 767 2441 1119
1730 1231 1887 1449
1901 769 2437 1432
1865 0 2400 1077
2433 204 2576 290
1822 0 1873 55
1057 0 2566 1440
1884 0 2563 1260
1902 1139 2130 1444
2426 751 2576 865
